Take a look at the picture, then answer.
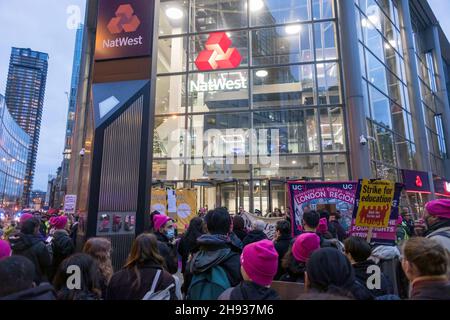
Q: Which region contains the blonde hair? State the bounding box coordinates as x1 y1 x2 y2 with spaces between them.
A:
83 237 114 283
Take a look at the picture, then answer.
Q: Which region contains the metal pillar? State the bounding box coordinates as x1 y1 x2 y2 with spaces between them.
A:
337 0 371 180
399 0 435 198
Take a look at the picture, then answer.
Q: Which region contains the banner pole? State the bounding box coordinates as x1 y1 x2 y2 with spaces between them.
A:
366 227 373 243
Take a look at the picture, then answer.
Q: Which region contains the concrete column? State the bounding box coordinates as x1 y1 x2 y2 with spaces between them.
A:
398 0 435 197
337 0 371 180
431 25 450 179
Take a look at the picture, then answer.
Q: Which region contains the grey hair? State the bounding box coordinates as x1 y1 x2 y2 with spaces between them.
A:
253 220 265 231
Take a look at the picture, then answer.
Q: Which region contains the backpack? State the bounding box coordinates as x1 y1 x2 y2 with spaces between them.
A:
187 265 231 300
142 270 174 300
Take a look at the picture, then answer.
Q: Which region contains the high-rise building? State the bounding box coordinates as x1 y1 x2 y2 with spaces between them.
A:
5 47 49 206
59 24 84 199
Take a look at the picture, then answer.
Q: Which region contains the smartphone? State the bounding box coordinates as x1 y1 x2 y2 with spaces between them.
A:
46 236 53 243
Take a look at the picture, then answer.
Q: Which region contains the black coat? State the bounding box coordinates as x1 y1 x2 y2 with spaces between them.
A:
155 231 178 274
219 281 280 300
274 234 292 280
410 278 450 300
177 235 200 274
106 261 177 300
183 234 242 294
328 220 347 241
233 229 247 242
9 233 52 284
242 230 267 247
353 260 394 298
0 283 56 300
50 230 75 280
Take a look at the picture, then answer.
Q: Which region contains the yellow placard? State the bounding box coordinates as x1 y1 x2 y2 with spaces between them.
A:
355 179 395 228
150 188 167 215
175 189 198 232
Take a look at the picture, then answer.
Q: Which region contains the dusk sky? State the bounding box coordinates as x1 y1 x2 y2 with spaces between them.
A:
0 0 449 191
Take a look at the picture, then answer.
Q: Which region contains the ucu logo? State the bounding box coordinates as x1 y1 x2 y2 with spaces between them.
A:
195 32 242 71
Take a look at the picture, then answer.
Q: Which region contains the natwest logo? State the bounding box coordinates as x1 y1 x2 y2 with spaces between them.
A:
107 4 140 34
445 181 450 193
195 32 242 71
103 4 143 49
415 176 423 188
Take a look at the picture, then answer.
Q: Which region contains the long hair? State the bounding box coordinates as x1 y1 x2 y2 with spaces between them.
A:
53 253 102 300
282 247 307 278
83 237 114 283
124 233 166 290
183 217 204 249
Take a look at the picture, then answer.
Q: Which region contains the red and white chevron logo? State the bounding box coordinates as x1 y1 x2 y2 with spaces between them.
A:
195 32 242 71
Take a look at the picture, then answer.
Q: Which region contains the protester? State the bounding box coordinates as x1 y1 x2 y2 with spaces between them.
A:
401 207 415 237
0 256 56 300
242 220 267 247
344 237 394 298
151 214 178 274
0 239 12 259
106 233 178 300
70 214 79 248
48 215 74 281
401 237 450 300
329 211 347 241
302 211 341 250
9 217 52 284
219 240 280 300
305 248 372 300
423 199 450 252
184 207 242 300
317 217 333 239
273 220 292 279
83 237 114 298
177 217 205 273
280 233 320 283
232 215 247 242
396 215 410 245
53 253 102 300
149 210 161 232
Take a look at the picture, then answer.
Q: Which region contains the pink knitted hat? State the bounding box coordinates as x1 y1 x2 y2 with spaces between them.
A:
153 214 172 231
292 233 320 263
240 239 278 286
425 199 450 219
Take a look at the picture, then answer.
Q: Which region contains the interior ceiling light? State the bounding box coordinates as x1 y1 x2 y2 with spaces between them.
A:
166 7 184 20
255 70 268 78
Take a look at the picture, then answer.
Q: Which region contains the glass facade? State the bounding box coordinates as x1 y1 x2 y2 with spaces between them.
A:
5 47 49 205
155 0 347 213
355 0 415 181
0 95 30 209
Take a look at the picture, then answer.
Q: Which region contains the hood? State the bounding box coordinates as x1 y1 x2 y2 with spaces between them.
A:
191 234 232 273
426 226 450 238
231 281 280 300
8 233 42 252
0 283 56 300
370 245 400 263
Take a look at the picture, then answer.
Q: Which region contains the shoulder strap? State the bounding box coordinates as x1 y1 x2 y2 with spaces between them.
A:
431 231 450 239
149 270 162 295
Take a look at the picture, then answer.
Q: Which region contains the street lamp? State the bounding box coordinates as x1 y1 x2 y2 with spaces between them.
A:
2 158 16 207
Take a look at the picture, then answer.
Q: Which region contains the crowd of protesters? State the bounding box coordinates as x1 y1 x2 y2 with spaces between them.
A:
0 198 449 300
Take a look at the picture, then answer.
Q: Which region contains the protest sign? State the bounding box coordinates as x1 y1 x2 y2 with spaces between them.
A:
63 195 77 214
150 188 167 215
240 211 283 240
175 188 197 232
354 179 395 228
287 182 357 236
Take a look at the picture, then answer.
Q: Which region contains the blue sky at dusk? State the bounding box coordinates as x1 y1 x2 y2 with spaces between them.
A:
0 0 449 191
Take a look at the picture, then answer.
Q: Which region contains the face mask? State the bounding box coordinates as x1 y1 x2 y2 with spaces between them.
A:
166 228 175 240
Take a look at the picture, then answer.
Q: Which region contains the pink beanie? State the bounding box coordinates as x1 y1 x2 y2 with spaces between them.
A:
241 239 278 286
0 240 11 259
317 218 328 234
396 215 403 225
292 233 320 263
50 215 68 230
153 214 172 231
20 213 33 225
425 199 450 219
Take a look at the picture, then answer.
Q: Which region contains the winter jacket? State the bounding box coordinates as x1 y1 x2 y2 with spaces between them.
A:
50 229 75 280
410 277 450 300
9 233 52 284
274 234 292 279
233 229 247 242
425 225 450 253
352 260 394 298
177 236 200 274
242 230 267 247
154 231 178 274
229 232 243 252
0 283 56 300
328 220 347 241
219 281 280 300
106 260 178 300
279 263 306 284
183 234 242 294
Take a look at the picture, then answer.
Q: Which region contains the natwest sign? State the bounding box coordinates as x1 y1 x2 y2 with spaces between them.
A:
190 74 247 93
401 169 430 193
195 32 242 71
95 0 153 61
